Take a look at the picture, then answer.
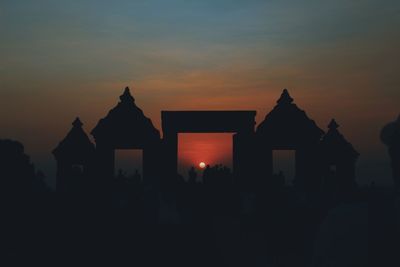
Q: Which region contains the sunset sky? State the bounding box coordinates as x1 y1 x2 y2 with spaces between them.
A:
1 0 399 187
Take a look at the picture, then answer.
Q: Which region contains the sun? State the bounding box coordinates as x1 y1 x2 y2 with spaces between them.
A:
199 162 206 169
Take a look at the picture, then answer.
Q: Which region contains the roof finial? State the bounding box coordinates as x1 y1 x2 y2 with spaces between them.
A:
120 86 135 103
72 117 83 128
277 89 294 105
328 119 339 130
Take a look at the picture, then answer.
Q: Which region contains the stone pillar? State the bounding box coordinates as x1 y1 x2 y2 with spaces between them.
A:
163 131 178 184
96 144 115 185
295 145 322 195
143 142 162 186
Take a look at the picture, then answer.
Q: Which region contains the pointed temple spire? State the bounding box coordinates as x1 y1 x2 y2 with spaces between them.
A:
120 86 135 103
257 89 324 143
53 117 95 160
72 117 83 128
277 89 294 105
328 119 339 130
321 119 359 159
91 86 160 145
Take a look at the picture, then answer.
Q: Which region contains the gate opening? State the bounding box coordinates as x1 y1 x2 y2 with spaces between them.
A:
178 133 233 181
115 149 143 180
273 150 296 185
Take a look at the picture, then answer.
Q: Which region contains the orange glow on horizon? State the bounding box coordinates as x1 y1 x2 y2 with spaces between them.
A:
178 133 233 174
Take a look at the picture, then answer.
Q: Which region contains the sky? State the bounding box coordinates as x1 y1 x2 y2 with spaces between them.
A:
178 133 234 176
0 0 399 187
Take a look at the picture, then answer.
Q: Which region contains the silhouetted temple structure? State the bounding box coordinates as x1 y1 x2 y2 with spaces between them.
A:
91 87 161 186
54 87 359 195
255 89 325 193
161 110 256 186
53 118 95 192
320 119 359 192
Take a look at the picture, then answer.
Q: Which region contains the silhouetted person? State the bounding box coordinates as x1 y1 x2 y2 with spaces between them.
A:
133 169 141 183
188 166 197 184
277 170 285 186
203 164 211 184
381 115 400 191
33 170 48 192
116 169 126 180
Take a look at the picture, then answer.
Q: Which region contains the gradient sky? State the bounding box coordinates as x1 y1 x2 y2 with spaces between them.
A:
178 133 234 175
1 0 399 187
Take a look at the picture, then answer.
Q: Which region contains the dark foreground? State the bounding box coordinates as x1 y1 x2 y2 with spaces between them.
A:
2 181 400 267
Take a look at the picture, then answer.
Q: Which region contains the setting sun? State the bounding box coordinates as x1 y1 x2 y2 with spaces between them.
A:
199 162 206 169
178 133 233 174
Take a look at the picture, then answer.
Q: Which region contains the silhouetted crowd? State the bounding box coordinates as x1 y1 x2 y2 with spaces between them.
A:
1 138 400 267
